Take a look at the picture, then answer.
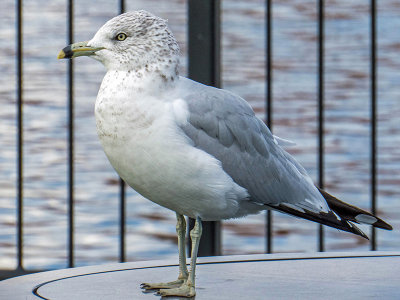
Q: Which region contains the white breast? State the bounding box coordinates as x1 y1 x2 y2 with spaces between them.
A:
94 72 249 221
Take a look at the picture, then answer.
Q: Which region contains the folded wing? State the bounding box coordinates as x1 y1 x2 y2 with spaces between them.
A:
177 79 391 238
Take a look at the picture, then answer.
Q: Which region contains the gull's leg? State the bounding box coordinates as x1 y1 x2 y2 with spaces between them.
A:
176 214 189 281
141 213 189 290
158 217 202 298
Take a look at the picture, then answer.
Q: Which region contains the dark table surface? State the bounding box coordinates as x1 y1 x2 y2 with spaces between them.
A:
1 251 400 299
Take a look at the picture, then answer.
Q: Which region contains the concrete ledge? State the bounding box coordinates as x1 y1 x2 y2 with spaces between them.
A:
1 252 400 299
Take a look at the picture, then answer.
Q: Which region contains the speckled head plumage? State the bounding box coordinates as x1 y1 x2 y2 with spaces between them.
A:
87 10 180 75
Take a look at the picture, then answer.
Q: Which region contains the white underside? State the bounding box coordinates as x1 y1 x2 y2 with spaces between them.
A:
95 72 253 221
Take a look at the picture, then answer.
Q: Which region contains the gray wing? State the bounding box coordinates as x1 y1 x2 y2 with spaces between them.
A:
178 80 329 214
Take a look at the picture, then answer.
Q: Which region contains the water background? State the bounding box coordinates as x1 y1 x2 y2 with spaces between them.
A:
0 0 399 271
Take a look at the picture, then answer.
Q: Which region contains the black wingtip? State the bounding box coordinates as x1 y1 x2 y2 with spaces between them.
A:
377 219 392 230
346 221 369 240
317 188 393 231
370 218 393 231
269 204 370 239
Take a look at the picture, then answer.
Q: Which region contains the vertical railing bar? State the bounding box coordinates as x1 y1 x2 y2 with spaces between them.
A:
265 0 273 254
119 0 126 263
119 0 125 13
188 0 221 256
119 178 126 262
213 0 221 88
317 0 325 252
370 0 377 250
16 0 24 270
67 0 75 268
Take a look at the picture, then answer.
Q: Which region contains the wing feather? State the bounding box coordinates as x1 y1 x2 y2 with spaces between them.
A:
173 78 392 237
178 79 329 214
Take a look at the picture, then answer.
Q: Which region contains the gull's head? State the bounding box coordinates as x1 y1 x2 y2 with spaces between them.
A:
58 11 180 74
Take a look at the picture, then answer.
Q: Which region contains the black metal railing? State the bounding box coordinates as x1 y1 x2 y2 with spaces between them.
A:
118 0 127 264
67 0 75 269
317 0 325 252
265 0 273 254
370 0 377 251
3 0 384 279
188 0 222 256
16 0 24 271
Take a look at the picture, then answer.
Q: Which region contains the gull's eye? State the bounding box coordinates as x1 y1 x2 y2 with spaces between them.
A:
116 33 127 41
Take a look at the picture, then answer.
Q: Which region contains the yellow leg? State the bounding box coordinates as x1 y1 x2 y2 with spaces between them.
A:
177 214 189 281
157 217 202 298
141 213 189 290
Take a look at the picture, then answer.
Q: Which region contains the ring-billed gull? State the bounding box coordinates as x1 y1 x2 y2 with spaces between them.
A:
58 10 392 298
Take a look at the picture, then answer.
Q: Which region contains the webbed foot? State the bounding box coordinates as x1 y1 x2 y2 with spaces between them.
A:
156 283 195 298
140 279 185 290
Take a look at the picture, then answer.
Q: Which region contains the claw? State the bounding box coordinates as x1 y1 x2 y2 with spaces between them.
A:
140 283 154 290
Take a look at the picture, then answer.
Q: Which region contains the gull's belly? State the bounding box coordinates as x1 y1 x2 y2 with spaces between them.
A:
95 97 248 220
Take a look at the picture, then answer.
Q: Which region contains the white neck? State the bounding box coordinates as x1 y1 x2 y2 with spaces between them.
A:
100 66 178 98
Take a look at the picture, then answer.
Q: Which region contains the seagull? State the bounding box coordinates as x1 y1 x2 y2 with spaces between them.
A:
58 10 392 298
